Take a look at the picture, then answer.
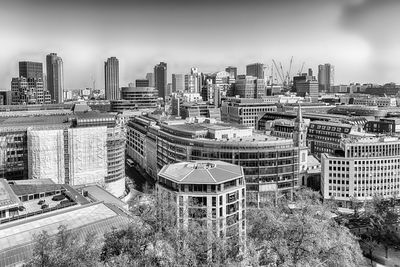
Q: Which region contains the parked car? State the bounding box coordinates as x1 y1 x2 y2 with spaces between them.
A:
38 199 45 205
41 204 49 209
18 206 26 211
52 195 65 201
60 200 71 206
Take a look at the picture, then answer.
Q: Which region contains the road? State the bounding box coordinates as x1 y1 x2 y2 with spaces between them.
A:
125 164 154 192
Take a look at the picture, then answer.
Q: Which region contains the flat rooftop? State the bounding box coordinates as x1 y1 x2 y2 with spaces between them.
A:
0 115 69 129
342 135 400 144
0 179 20 210
74 184 128 210
0 202 132 267
159 160 243 184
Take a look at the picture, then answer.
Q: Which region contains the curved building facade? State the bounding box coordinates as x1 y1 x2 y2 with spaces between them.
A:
105 126 126 197
127 116 306 204
157 161 246 256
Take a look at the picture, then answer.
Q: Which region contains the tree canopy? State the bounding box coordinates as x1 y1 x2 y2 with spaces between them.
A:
25 188 365 267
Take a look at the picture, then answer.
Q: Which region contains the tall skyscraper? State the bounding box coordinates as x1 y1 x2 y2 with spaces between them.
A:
172 74 184 92
225 66 237 79
104 57 120 100
318 63 334 93
19 61 43 80
246 63 264 79
146 72 155 87
46 53 64 103
154 62 167 101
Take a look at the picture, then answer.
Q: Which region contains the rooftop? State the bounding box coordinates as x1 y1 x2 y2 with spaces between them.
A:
0 179 20 210
0 202 132 267
342 135 400 144
74 184 128 210
159 160 244 184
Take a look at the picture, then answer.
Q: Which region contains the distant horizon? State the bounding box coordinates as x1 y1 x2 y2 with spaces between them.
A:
1 0 400 89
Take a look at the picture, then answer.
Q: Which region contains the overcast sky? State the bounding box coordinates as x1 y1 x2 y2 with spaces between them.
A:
0 0 399 89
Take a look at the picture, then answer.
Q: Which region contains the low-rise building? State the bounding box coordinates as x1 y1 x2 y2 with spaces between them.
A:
221 98 277 128
127 115 307 204
0 108 125 197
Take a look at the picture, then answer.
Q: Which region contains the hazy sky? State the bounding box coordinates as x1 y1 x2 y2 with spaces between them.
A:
0 0 399 89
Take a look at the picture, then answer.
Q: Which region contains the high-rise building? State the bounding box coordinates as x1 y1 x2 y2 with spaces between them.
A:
234 75 265 99
104 57 120 100
146 73 155 87
225 66 237 79
135 79 150 87
46 53 64 103
154 62 167 101
296 79 319 102
19 61 43 80
172 74 185 92
318 63 334 93
185 68 202 93
246 63 264 79
11 77 51 105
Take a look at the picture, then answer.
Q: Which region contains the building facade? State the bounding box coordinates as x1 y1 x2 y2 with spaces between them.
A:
146 73 155 87
221 98 277 128
0 111 125 197
234 75 265 99
246 63 264 79
225 66 237 79
307 121 354 158
321 136 400 207
157 161 246 255
19 61 43 80
46 53 64 103
154 62 167 101
127 116 306 204
135 79 150 87
104 57 120 100
110 86 158 112
318 63 334 93
296 79 318 102
11 77 51 105
172 74 185 93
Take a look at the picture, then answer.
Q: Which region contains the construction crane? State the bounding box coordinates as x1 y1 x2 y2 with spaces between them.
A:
272 59 285 86
298 62 305 75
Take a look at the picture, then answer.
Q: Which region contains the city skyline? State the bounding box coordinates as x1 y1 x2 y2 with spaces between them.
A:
0 0 399 89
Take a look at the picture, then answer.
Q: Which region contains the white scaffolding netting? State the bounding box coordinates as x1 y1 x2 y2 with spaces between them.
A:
68 127 107 186
28 128 65 183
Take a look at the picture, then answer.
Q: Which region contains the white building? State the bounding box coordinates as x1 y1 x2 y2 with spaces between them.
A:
321 135 400 207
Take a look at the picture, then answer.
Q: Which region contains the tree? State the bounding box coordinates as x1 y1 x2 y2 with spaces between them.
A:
102 188 249 266
24 225 101 267
247 188 365 267
362 195 400 259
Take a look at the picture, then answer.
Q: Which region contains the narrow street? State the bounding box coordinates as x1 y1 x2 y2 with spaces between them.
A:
125 163 154 192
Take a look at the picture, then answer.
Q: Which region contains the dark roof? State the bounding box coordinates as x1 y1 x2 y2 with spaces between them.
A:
0 179 20 209
10 183 64 196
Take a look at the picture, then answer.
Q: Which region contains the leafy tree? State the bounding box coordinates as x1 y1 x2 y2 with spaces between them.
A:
362 195 400 259
24 225 101 267
247 188 365 267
